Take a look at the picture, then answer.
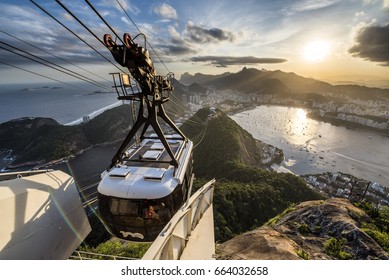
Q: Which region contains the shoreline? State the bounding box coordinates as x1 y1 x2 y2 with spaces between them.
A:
63 101 123 126
231 103 389 137
0 87 121 126
0 100 129 172
2 137 127 172
307 112 389 137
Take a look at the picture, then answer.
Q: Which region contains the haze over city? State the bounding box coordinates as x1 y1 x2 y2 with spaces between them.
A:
0 0 388 87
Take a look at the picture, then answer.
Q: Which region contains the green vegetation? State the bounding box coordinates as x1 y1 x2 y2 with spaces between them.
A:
0 117 60 155
20 125 89 162
265 205 297 227
324 238 353 260
182 108 323 242
0 105 133 165
82 105 133 144
362 228 389 252
355 202 389 233
298 223 311 234
78 239 151 259
355 202 389 253
181 108 283 179
296 249 310 260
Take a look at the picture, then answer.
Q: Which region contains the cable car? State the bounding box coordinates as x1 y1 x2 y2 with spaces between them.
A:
98 135 193 242
97 32 194 242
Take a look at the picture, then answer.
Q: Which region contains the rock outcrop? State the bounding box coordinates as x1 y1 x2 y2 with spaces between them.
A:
217 198 389 260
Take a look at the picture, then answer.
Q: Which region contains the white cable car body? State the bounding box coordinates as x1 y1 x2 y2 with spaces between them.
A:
98 32 194 242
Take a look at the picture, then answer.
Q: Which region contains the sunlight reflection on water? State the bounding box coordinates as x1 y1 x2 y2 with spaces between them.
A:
231 105 389 187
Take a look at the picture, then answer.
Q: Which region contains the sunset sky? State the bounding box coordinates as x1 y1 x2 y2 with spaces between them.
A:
0 0 388 87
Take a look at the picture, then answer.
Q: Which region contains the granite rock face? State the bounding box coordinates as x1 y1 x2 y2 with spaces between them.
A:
218 198 389 260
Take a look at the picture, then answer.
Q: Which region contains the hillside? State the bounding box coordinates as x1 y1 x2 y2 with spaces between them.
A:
217 198 389 260
0 104 133 167
181 108 284 178
181 108 323 241
188 82 207 94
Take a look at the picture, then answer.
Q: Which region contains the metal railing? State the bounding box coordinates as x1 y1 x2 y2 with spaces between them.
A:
0 169 54 182
69 250 138 260
142 179 216 260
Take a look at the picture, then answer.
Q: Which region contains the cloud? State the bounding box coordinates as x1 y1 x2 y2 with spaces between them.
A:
118 0 141 15
354 11 365 17
163 44 197 56
157 22 238 57
0 2 113 67
158 38 197 56
158 22 237 58
190 56 287 67
384 0 389 10
286 0 339 14
153 3 177 20
168 26 181 39
185 22 235 44
363 0 374 5
151 26 195 56
348 24 389 66
99 0 140 15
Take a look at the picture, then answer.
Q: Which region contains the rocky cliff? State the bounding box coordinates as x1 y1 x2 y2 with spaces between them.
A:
217 198 389 260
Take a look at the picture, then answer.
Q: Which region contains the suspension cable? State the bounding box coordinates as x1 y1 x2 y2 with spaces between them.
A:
0 28 111 84
85 0 204 126
0 41 111 90
84 0 125 45
193 120 209 149
170 93 206 125
52 0 204 126
0 60 86 91
30 0 125 74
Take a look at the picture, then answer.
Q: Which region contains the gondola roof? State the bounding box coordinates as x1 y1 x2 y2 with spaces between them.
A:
98 135 192 200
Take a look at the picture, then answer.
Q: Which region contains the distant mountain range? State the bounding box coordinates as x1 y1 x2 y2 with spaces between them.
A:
180 71 231 85
179 67 389 99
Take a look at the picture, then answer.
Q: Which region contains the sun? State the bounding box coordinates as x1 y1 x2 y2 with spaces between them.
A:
303 41 330 62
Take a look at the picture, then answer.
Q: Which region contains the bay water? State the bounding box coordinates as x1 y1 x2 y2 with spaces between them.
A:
231 105 389 187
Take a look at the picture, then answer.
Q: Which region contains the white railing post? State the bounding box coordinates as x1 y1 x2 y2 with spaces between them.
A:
142 179 216 260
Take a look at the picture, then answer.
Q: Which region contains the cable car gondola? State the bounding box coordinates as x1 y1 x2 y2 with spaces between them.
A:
98 135 193 242
97 33 193 242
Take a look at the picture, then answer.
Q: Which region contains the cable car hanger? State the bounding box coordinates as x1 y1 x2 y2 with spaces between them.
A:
104 32 187 170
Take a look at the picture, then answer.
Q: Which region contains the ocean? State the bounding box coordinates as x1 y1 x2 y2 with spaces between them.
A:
0 82 119 125
0 82 122 174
